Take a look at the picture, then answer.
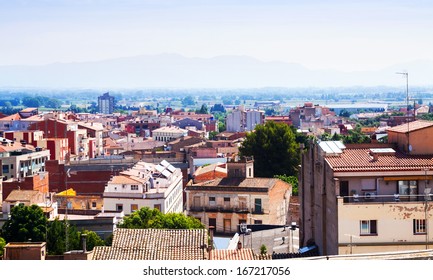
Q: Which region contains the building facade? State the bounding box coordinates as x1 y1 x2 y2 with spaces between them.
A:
152 126 188 142
103 160 183 215
300 122 433 256
98 92 115 115
226 106 264 132
185 157 291 235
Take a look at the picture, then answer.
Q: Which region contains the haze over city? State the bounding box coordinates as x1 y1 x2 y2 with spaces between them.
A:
1 0 433 88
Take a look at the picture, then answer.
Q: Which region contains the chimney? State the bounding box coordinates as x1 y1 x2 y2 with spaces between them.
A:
369 150 379 161
81 233 88 253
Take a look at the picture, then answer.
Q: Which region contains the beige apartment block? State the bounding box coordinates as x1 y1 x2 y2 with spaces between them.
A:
300 120 433 256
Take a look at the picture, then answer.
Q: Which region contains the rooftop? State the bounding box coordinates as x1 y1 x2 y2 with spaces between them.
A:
189 177 278 189
5 190 40 202
92 228 208 260
325 147 433 172
153 126 188 133
211 248 255 260
387 120 433 133
194 163 227 177
110 175 144 185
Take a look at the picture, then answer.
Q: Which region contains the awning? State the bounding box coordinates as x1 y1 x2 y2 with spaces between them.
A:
384 176 433 181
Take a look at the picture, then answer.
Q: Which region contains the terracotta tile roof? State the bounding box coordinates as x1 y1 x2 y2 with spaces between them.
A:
20 107 38 113
325 148 433 172
92 228 208 260
211 249 255 260
194 163 227 177
5 190 40 202
0 113 21 121
387 120 433 133
110 175 144 185
192 177 278 189
0 143 34 153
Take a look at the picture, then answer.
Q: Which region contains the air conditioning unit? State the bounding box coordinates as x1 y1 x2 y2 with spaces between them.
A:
364 192 377 200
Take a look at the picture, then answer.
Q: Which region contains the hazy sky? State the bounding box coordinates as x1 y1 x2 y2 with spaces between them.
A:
1 0 433 71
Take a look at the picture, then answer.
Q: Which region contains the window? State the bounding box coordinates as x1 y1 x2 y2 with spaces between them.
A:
131 185 139 191
254 198 262 213
224 219 231 232
238 197 247 210
154 204 161 212
116 204 123 211
209 218 216 228
91 202 97 208
193 197 201 207
414 219 426 234
224 197 230 207
254 220 262 225
398 180 418 200
2 165 9 174
209 197 216 206
239 219 247 225
360 220 377 235
131 204 138 212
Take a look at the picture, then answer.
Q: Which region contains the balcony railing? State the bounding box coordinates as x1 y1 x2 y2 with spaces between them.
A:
341 193 433 204
188 205 262 214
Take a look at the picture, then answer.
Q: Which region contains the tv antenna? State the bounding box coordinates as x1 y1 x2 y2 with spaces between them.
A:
396 71 411 153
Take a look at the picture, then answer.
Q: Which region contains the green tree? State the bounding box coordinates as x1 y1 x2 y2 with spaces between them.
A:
196 103 209 114
339 109 351 118
181 95 195 107
45 98 62 109
208 131 218 140
264 108 276 116
46 218 80 255
0 237 5 256
342 124 370 144
239 121 300 177
1 204 47 243
210 103 226 113
22 96 41 107
260 244 268 255
222 96 233 105
119 207 204 229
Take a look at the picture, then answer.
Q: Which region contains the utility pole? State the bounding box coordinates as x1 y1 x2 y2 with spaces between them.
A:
396 72 410 152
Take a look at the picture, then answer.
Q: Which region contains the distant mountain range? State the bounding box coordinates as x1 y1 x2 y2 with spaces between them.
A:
0 54 432 88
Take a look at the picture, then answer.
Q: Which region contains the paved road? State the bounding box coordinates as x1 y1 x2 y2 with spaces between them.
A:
242 227 299 254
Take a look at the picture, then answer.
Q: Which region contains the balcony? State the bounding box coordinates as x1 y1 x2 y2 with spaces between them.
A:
188 205 261 214
341 193 432 204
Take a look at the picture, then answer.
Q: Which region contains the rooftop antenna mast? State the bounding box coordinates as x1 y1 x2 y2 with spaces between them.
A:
396 71 411 152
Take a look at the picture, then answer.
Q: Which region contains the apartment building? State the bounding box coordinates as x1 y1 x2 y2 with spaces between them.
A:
152 126 188 142
103 160 183 215
185 156 291 234
226 106 264 132
299 120 433 255
98 92 115 115
0 137 50 181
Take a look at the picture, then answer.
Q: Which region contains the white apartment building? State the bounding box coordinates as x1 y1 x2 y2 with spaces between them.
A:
226 106 264 132
0 138 50 181
152 126 188 142
103 160 183 215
